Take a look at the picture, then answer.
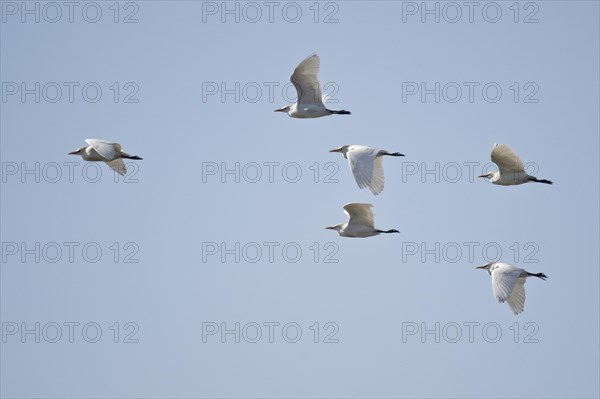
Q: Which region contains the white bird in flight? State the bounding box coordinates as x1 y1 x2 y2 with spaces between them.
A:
69 139 142 176
330 145 404 195
274 53 351 118
325 203 399 238
479 143 552 185
477 262 547 315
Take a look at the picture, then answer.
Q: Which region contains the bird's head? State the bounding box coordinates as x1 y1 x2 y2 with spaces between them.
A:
324 224 343 233
478 172 493 181
274 105 291 113
68 147 85 156
476 262 494 275
329 145 350 158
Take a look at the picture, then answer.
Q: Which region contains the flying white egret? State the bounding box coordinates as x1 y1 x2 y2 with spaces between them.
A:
325 203 399 238
330 145 404 195
479 143 552 185
274 53 351 118
477 262 547 315
69 139 142 176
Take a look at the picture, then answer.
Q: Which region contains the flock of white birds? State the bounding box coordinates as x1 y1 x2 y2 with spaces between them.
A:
67 53 552 315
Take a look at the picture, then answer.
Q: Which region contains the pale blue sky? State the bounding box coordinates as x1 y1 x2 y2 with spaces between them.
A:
1 1 599 398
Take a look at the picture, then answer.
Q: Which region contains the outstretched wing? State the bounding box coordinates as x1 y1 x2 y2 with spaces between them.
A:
290 53 323 106
506 278 527 315
491 264 524 304
86 139 120 161
369 157 385 195
347 146 385 195
491 143 525 174
343 203 375 229
105 159 126 176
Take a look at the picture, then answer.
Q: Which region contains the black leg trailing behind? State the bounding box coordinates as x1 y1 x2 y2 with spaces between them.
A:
328 109 351 115
529 176 553 184
527 272 548 280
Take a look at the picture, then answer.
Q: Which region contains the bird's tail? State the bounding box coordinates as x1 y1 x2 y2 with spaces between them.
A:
377 229 400 234
529 176 552 184
123 155 143 160
387 152 405 157
329 109 351 115
527 272 548 280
